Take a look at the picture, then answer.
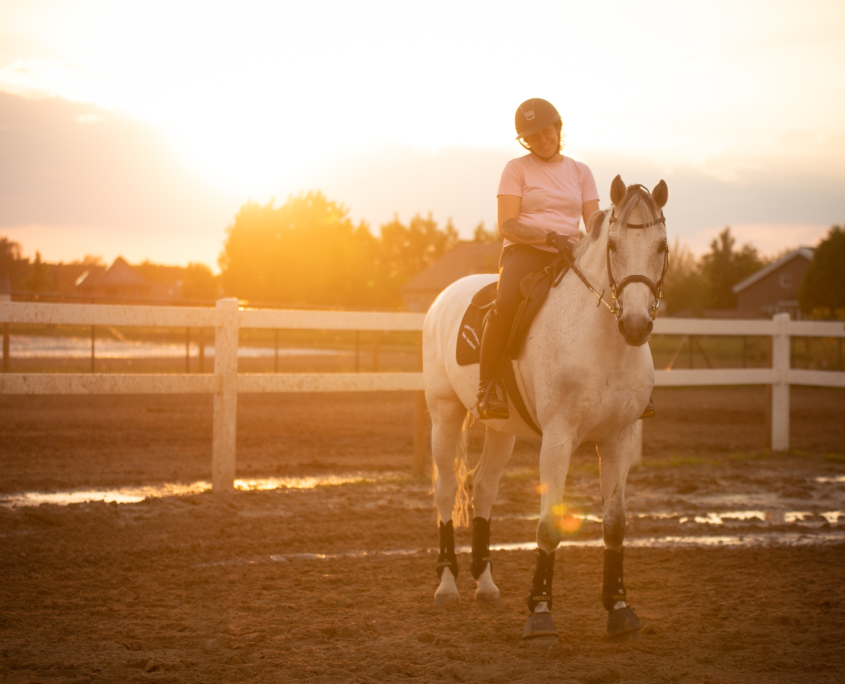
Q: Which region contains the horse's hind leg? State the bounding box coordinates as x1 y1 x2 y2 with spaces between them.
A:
597 426 643 640
430 394 467 606
471 428 515 603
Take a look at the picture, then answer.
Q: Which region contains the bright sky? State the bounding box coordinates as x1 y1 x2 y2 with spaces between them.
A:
1 0 844 266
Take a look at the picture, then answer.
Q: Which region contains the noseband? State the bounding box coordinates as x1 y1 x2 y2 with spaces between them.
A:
605 188 669 320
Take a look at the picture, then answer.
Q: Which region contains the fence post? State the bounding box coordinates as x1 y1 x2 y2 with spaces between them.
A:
213 298 239 492
770 313 790 451
413 331 427 476
632 419 643 466
372 331 380 372
1 290 9 373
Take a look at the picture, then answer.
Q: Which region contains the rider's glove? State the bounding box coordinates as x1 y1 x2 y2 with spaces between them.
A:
545 232 573 258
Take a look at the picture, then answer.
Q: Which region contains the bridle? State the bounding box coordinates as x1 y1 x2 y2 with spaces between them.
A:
606 189 669 320
562 188 669 320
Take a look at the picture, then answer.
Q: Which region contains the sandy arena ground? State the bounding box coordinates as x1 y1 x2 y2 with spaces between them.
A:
1 386 845 683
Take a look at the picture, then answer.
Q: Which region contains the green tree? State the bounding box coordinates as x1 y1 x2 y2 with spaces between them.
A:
663 239 707 315
799 225 845 319
181 263 219 301
0 237 30 290
219 191 379 306
700 227 764 309
378 213 459 284
473 221 500 243
24 251 51 292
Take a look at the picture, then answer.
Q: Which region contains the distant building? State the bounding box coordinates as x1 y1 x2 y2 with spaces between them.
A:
401 241 502 312
731 247 814 319
75 256 180 301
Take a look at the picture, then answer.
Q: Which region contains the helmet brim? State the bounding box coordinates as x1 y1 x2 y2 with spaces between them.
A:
515 114 561 140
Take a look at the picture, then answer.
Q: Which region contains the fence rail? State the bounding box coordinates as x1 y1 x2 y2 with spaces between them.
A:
1 298 844 491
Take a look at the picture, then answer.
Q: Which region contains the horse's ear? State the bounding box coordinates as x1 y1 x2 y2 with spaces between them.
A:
652 180 668 208
610 175 626 206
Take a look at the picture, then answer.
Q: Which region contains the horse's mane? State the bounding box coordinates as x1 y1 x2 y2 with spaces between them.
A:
573 208 607 259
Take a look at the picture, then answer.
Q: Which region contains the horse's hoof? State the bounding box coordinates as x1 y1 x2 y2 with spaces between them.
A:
476 591 503 606
434 592 459 608
607 606 642 642
522 611 558 647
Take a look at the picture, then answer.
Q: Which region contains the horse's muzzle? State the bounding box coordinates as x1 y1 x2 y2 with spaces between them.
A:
617 317 653 347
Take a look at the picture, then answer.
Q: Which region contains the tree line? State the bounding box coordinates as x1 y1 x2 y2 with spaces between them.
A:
217 191 464 308
2 189 842 317
0 238 219 301
663 225 844 318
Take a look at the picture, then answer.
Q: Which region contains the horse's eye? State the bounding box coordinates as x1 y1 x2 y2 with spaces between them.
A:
658 242 668 254
608 240 617 252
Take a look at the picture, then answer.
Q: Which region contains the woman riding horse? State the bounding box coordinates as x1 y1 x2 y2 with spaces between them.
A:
476 98 600 419
477 98 653 421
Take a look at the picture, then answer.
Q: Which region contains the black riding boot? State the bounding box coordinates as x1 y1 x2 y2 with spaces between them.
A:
476 309 510 420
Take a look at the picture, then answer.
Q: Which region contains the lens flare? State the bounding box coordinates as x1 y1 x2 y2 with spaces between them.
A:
557 514 584 534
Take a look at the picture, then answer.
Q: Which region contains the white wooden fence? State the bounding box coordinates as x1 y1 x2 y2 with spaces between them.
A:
1 298 843 491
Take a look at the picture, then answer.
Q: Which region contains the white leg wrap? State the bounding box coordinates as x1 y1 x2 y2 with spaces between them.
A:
435 568 459 605
475 564 500 600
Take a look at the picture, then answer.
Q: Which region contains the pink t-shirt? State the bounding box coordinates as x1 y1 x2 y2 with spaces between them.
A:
497 154 599 252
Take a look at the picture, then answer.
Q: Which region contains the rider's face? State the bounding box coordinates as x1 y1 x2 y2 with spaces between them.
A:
524 124 560 157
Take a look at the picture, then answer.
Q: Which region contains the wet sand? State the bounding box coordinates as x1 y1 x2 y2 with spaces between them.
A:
1 387 844 682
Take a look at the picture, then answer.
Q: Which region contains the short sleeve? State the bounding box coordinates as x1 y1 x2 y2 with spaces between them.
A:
579 163 600 204
497 159 524 197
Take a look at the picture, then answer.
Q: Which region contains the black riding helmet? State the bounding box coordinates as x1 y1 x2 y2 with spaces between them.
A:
514 98 561 140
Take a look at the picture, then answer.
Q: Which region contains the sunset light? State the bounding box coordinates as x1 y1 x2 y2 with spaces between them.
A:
2 2 845 675
1 0 844 265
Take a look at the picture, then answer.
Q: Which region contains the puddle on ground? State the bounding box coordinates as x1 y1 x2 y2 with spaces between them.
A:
0 472 407 508
816 475 845 483
253 531 845 564
0 482 211 507
501 509 844 527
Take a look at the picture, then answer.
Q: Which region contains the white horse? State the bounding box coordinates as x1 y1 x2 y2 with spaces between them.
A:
422 176 668 643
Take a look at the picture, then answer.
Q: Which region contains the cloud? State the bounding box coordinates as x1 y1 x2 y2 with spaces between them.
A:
0 92 240 266
0 57 104 104
1 91 843 268
302 144 845 259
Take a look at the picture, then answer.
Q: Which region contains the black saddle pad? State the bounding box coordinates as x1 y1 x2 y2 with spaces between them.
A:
455 253 572 367
456 281 497 366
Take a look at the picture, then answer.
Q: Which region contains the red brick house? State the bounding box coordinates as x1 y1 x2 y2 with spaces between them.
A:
731 247 814 319
401 242 502 312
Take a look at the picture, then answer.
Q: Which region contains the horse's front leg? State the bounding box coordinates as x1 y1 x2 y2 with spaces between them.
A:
431 397 467 606
522 433 574 645
598 425 643 641
470 428 515 604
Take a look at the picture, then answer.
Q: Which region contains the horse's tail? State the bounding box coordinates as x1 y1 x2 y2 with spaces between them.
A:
451 412 475 528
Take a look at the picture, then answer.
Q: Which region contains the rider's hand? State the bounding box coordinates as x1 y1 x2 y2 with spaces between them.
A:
546 232 573 258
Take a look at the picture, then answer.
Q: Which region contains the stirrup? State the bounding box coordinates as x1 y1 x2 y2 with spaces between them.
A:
476 381 509 420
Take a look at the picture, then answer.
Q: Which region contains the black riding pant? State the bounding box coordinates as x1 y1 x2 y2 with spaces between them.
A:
478 245 557 388
495 245 558 323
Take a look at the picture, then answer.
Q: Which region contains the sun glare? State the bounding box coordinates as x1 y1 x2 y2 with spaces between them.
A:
3 0 845 195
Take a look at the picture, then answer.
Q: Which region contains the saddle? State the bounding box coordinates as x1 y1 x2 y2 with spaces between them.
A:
455 253 573 435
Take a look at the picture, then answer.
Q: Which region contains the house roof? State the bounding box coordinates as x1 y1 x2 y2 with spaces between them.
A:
731 247 814 295
76 257 149 289
402 241 502 292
